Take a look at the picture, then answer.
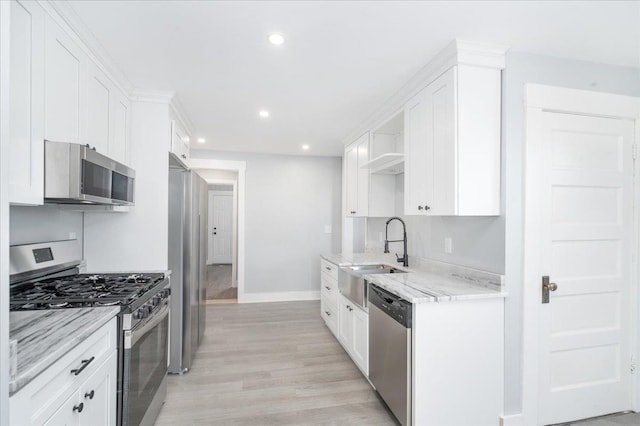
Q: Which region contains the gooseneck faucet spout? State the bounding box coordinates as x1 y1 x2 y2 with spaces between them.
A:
384 217 408 267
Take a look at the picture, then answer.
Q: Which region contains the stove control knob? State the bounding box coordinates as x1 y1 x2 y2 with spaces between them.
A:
151 297 160 306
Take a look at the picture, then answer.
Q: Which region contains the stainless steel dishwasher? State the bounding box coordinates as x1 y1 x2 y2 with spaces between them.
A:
368 284 412 426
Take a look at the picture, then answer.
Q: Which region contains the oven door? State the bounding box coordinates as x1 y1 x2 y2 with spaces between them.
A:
124 301 169 426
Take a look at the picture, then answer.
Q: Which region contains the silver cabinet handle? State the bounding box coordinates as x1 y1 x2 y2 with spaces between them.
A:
325 311 331 316
325 286 331 290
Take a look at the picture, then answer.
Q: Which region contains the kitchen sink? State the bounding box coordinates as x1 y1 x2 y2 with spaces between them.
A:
342 264 407 275
338 264 407 309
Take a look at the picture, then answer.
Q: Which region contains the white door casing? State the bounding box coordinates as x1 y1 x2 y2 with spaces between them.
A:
208 191 233 264
522 84 640 425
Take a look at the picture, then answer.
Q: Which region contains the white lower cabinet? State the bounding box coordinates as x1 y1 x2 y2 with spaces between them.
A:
337 293 369 375
10 317 118 426
319 259 369 376
44 350 117 426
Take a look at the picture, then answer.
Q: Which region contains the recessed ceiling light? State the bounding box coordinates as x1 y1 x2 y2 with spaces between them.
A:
197 138 206 144
302 144 310 150
259 110 270 118
268 33 286 46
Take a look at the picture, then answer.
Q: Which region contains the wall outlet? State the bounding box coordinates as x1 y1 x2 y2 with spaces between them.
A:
324 225 332 234
444 237 453 254
68 232 77 240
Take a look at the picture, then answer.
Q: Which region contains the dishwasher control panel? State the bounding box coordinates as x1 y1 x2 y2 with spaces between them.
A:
368 284 412 328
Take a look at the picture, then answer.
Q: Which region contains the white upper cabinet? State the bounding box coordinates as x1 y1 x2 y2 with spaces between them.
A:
87 61 111 155
9 0 45 205
9 3 132 205
44 13 87 144
404 65 501 216
87 60 130 164
171 119 191 166
344 132 370 217
110 92 130 164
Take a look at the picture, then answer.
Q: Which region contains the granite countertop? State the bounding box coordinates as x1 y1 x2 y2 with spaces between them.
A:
9 307 120 396
321 253 506 304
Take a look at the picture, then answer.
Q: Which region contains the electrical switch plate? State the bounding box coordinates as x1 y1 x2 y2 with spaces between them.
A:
324 225 332 234
69 232 77 240
444 237 453 254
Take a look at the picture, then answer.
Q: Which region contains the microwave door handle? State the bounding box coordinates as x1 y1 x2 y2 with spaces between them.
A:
130 303 170 347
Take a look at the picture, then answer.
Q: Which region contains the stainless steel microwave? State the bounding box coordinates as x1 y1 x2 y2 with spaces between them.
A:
44 140 135 206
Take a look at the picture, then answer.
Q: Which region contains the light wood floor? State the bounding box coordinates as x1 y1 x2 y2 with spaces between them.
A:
562 412 640 426
155 301 395 425
205 264 237 301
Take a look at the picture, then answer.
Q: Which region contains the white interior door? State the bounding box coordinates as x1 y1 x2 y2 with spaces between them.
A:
536 111 635 424
209 192 232 264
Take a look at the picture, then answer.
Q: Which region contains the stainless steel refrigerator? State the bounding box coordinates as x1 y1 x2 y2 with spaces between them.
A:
168 155 207 374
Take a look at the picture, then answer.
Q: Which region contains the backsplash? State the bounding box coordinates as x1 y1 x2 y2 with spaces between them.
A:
9 206 84 247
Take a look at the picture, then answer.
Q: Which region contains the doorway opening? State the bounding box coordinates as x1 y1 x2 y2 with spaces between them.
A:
195 169 239 304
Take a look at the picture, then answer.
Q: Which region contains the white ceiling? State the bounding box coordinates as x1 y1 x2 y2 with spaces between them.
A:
68 0 640 157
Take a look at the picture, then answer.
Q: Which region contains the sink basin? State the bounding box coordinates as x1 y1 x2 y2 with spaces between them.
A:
343 264 407 276
338 264 407 309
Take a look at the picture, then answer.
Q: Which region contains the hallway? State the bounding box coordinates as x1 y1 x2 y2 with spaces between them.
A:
205 264 236 301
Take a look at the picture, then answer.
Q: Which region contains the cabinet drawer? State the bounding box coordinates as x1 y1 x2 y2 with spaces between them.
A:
321 295 338 337
11 317 117 426
320 275 338 304
320 259 338 281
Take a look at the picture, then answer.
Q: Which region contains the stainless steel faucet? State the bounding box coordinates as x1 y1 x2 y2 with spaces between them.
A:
384 217 408 267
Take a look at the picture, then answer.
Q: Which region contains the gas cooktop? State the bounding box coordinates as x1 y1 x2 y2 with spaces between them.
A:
10 273 166 310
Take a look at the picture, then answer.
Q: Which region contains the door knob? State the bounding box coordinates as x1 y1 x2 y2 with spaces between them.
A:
541 275 558 304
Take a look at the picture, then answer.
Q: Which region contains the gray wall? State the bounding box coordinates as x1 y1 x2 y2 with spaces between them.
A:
10 206 84 247
192 149 342 295
502 52 640 415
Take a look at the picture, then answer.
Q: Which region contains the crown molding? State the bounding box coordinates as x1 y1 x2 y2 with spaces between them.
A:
342 39 509 145
129 89 176 104
44 0 135 95
130 90 195 136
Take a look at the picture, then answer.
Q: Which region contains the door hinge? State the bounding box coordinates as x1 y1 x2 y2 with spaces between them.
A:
631 356 636 374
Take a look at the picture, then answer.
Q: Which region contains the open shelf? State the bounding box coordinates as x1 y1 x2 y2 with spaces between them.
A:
361 153 404 175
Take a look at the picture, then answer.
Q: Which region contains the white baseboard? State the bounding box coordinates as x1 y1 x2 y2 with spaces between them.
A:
500 413 525 426
239 290 320 303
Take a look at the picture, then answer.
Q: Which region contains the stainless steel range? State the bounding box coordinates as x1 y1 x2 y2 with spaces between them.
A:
9 239 170 426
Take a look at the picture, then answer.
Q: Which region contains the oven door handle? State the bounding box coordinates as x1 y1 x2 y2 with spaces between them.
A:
130 302 169 347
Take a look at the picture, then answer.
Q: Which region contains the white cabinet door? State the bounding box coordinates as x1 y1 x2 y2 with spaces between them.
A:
429 67 456 215
404 68 455 215
171 119 190 166
404 85 431 215
338 294 353 348
344 133 369 217
110 91 130 164
80 351 117 426
44 392 80 426
403 65 500 216
9 0 45 205
44 14 87 143
86 61 111 155
344 143 358 215
356 137 370 216
351 306 369 375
